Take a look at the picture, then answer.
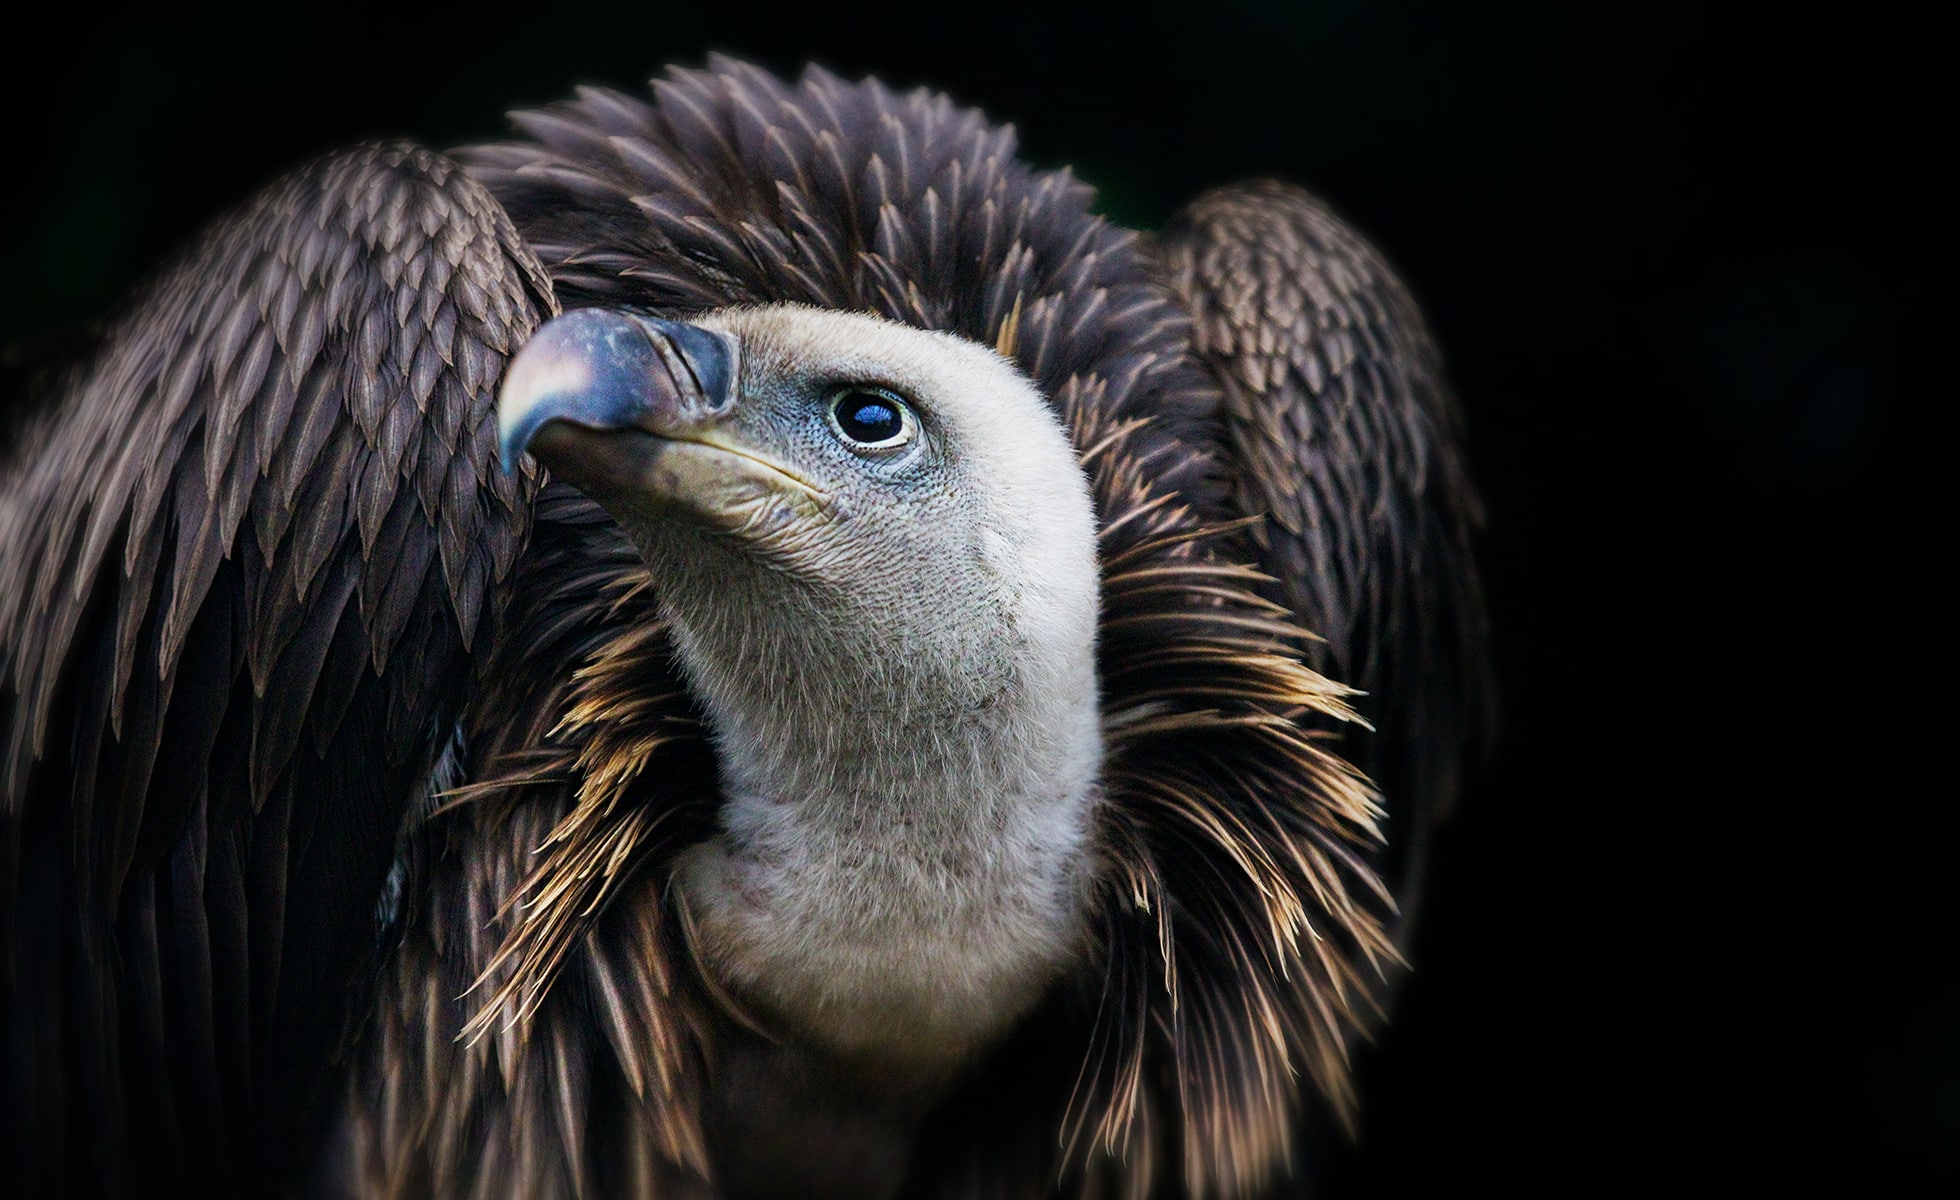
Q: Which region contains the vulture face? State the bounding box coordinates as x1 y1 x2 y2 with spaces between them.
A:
499 302 1103 1075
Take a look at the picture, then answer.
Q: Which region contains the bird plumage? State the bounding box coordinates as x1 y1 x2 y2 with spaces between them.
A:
1150 181 1493 923
0 142 550 1192
1 57 1489 1199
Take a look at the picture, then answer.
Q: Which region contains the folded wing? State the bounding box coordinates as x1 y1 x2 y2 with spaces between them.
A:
0 143 552 1191
1148 181 1494 930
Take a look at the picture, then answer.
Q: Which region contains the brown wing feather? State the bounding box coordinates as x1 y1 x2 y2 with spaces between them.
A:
0 143 551 1192
1147 181 1493 924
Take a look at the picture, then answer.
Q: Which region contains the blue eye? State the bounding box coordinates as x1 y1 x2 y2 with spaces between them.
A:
829 388 914 449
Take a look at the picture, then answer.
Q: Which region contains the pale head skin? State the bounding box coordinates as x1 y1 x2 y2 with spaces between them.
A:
506 303 1106 1083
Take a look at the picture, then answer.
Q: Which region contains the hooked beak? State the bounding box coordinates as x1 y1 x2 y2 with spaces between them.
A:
498 308 741 511
499 308 737 466
497 308 826 535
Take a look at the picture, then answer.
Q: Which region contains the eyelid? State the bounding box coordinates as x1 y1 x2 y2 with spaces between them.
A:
833 382 911 408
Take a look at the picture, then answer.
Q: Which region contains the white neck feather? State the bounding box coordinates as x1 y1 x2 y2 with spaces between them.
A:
665 546 1103 1075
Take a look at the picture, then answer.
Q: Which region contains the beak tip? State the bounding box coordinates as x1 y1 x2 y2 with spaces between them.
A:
495 425 529 475
496 309 616 471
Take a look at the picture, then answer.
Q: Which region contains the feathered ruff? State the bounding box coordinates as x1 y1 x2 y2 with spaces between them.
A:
347 485 719 1197
346 58 1398 1197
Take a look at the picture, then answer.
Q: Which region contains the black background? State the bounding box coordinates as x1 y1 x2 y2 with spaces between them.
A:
3 2 1949 1194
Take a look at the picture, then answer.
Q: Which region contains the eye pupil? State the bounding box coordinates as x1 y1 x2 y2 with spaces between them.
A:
850 402 894 433
833 390 908 445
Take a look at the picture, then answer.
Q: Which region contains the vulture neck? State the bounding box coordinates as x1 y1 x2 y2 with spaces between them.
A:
663 556 1103 1083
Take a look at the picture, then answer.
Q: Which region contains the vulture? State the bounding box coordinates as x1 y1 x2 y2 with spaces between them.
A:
0 58 1489 1199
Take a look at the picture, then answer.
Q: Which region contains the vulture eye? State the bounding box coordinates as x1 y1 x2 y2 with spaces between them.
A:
829 387 915 450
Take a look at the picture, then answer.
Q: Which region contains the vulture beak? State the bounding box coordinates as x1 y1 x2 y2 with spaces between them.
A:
499 309 809 529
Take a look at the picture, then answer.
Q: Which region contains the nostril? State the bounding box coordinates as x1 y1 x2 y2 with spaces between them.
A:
633 317 738 419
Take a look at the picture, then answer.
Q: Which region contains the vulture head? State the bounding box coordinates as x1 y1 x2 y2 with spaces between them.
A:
500 303 1102 1073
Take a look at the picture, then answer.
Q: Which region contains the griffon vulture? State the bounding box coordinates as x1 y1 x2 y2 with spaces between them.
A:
0 58 1489 1198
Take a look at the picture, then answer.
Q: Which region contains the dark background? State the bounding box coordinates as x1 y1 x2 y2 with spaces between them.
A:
3 1 1949 1193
